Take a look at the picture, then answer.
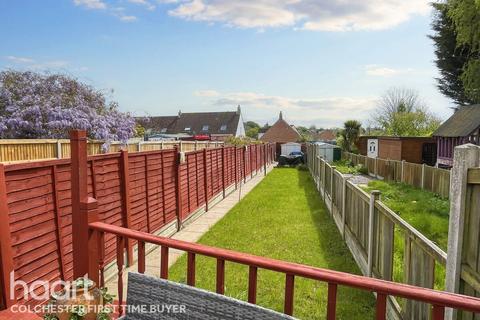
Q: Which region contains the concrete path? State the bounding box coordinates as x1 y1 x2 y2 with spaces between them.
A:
105 164 275 295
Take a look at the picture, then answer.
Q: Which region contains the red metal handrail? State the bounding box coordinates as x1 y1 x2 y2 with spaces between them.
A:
89 222 480 319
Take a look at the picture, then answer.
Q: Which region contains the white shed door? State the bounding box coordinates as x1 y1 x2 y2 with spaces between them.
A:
367 139 378 158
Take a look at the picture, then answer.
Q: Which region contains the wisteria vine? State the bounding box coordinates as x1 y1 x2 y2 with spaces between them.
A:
0 70 135 150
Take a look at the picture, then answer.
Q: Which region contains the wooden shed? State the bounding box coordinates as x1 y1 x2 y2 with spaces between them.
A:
433 104 480 168
355 136 437 165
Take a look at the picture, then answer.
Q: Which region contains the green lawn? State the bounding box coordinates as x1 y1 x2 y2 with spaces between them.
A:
362 180 450 251
361 180 449 290
169 168 375 319
332 159 368 175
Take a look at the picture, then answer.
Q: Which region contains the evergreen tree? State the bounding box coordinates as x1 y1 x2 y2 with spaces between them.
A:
429 2 474 105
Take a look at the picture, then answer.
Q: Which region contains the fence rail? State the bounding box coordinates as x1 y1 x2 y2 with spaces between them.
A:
87 221 480 320
308 144 448 319
0 139 225 163
342 152 451 199
0 140 275 308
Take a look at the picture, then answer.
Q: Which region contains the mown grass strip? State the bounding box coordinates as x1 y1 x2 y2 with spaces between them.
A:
169 168 375 319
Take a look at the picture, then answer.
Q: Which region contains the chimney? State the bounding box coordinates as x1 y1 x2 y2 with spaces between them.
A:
237 105 241 115
279 111 283 120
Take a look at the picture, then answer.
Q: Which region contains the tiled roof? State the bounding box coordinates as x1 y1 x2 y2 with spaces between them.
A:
433 105 480 137
138 111 241 136
313 130 336 141
260 117 302 143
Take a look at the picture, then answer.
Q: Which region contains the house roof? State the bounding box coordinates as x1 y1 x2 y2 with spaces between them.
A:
433 105 480 137
138 110 241 136
313 130 336 141
260 112 302 143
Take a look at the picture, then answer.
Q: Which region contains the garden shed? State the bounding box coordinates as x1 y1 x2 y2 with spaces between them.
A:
280 142 301 155
355 136 437 166
432 104 480 168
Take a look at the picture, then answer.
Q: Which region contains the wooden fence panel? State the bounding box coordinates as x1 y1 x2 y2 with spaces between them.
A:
342 151 451 199
403 162 422 188
404 240 435 320
0 142 274 307
308 144 448 318
0 140 224 163
373 205 394 281
345 183 369 257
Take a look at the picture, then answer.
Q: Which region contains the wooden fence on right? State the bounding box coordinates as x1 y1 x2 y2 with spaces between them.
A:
444 144 480 320
342 152 451 199
308 144 447 319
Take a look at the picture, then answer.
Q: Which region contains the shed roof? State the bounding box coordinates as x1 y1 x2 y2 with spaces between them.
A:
433 105 480 137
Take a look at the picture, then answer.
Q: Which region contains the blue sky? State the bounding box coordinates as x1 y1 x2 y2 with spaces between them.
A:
0 0 455 127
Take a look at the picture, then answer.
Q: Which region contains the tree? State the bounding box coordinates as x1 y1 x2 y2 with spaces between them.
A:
448 0 480 103
338 120 361 152
0 70 135 149
429 2 475 105
295 126 312 141
134 123 145 138
244 121 260 139
372 87 441 136
246 127 259 139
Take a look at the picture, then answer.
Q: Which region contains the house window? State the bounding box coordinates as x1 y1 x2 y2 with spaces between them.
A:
220 125 227 131
202 125 209 131
161 128 167 133
184 127 191 131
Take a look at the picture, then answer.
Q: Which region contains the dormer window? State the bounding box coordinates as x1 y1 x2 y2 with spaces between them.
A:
220 125 227 131
184 127 191 131
202 125 209 131
161 128 167 133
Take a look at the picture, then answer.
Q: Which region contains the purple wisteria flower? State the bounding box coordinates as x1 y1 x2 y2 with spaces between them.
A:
0 70 135 150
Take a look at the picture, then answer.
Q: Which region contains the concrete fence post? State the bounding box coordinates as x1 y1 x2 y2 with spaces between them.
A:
322 159 326 200
368 190 381 277
341 177 347 240
57 140 62 159
330 166 336 213
421 163 425 189
401 160 405 183
445 144 480 320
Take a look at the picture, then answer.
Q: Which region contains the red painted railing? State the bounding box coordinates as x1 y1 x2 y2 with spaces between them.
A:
89 222 480 319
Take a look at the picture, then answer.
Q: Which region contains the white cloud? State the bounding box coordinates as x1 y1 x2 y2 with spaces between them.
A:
127 0 156 10
167 0 430 31
196 90 377 127
4 56 70 70
73 0 107 9
5 56 35 64
194 90 220 97
119 15 138 22
365 64 414 77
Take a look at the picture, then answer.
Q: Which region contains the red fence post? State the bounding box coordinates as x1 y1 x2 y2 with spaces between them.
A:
222 146 226 198
70 130 100 280
0 164 14 308
264 144 267 176
203 148 209 212
120 150 134 266
174 146 183 231
244 146 247 183
234 147 238 190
